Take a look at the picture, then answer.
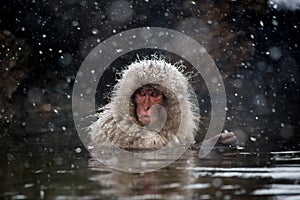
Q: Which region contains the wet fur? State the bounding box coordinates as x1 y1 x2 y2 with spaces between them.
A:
88 59 199 151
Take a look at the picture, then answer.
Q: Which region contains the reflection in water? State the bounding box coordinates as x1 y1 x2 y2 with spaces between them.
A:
1 131 300 199
88 148 300 199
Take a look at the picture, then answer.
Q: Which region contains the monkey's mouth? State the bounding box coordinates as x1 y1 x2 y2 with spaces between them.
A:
139 115 151 125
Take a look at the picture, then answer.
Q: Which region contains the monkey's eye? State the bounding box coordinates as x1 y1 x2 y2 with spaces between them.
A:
138 90 146 96
151 91 160 97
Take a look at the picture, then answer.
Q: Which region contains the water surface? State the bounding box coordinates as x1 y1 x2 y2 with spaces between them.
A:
1 128 300 200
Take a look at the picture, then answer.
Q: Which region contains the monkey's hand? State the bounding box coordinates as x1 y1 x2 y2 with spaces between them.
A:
217 131 237 147
190 131 237 151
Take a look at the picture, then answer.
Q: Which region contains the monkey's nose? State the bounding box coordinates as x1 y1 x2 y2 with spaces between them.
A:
142 97 151 110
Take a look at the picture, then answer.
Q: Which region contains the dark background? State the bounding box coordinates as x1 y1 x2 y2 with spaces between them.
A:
1 0 299 152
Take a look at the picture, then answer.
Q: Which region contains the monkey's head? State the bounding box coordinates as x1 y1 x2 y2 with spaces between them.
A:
107 59 199 147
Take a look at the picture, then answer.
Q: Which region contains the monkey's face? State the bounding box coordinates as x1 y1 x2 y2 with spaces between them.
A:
134 87 164 125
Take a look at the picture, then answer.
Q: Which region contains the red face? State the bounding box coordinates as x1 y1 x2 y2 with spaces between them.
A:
135 87 164 125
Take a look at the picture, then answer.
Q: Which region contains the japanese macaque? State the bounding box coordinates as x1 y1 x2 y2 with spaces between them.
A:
88 59 237 152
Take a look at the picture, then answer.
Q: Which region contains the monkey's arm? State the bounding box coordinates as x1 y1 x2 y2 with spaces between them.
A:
190 131 238 151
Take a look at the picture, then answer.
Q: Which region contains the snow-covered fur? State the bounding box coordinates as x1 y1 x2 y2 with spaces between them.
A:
88 59 199 151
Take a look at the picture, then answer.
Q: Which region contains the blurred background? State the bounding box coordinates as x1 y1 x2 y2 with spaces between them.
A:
1 0 299 150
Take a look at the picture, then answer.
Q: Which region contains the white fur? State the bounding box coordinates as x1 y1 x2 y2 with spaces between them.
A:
89 58 199 150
